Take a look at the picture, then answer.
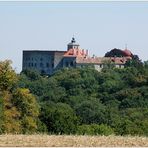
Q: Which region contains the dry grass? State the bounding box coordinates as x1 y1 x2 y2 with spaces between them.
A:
0 134 148 147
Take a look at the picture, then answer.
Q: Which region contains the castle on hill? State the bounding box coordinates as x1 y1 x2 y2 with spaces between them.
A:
22 37 133 75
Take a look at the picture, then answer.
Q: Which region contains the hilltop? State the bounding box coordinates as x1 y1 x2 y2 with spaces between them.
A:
0 59 148 136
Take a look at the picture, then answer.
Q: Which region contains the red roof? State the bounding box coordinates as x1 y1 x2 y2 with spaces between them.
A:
123 49 132 57
64 48 88 57
76 56 132 65
63 47 133 65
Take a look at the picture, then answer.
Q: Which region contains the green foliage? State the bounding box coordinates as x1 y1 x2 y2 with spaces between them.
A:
1 59 148 136
114 108 148 136
77 124 114 135
13 88 39 134
0 93 4 134
18 62 148 136
21 69 41 81
0 60 40 134
125 57 143 68
75 99 106 124
102 59 115 70
1 91 21 134
40 102 79 134
0 60 17 91
36 119 48 134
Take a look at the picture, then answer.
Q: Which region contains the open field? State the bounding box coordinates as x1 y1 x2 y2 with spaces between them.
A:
0 135 148 147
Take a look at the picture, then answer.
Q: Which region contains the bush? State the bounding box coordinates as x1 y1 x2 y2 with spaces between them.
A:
40 102 79 134
77 124 114 136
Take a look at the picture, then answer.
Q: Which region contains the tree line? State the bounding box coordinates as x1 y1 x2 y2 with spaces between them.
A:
0 59 148 136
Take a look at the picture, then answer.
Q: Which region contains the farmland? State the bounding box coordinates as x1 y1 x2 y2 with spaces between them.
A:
0 135 148 147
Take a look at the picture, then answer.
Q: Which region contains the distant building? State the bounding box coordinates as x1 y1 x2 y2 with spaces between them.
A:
22 37 133 75
62 38 133 71
105 48 133 58
22 50 65 75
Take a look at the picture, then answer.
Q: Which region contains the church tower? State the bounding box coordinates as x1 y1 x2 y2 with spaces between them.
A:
67 37 80 51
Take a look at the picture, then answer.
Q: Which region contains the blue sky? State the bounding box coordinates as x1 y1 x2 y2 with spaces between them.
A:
0 1 148 73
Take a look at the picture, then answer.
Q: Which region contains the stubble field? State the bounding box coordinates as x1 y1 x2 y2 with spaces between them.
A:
0 135 148 147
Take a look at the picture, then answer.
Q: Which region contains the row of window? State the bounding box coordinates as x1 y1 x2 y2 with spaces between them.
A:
64 63 104 68
24 62 54 68
65 61 74 67
78 64 124 68
99 64 123 68
25 57 54 61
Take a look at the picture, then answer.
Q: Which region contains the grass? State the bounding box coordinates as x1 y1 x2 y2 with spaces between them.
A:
0 135 148 147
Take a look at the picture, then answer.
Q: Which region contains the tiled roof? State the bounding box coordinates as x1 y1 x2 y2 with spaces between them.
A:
64 48 88 57
76 56 132 65
123 49 133 56
63 46 133 65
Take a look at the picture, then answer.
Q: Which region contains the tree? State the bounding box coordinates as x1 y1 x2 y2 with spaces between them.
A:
0 60 17 91
40 102 79 134
125 56 143 69
0 91 21 134
17 65 148 136
21 69 41 81
0 60 21 133
0 95 3 134
13 88 39 134
75 99 106 124
0 61 41 134
77 124 114 135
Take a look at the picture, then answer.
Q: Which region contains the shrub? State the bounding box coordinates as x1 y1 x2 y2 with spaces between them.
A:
77 124 114 136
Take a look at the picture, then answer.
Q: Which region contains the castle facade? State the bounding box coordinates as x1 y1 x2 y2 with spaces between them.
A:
22 38 133 75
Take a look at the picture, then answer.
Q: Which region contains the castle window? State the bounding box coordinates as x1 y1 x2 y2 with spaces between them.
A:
46 63 49 68
34 63 37 67
40 58 43 61
28 63 31 67
70 61 73 66
31 63 33 67
66 62 69 67
40 63 44 67
23 63 26 67
41 70 45 74
52 63 54 68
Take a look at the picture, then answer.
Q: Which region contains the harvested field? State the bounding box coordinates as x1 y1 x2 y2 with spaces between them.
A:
0 135 148 147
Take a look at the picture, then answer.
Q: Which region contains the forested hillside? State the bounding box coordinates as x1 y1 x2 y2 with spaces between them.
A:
0 60 148 136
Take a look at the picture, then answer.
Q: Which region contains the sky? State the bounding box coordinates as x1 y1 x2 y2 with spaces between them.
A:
0 1 148 73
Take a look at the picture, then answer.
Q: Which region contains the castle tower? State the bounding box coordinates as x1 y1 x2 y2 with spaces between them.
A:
67 37 80 51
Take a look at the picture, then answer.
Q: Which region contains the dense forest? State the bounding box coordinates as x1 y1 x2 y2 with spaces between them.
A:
0 59 148 136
